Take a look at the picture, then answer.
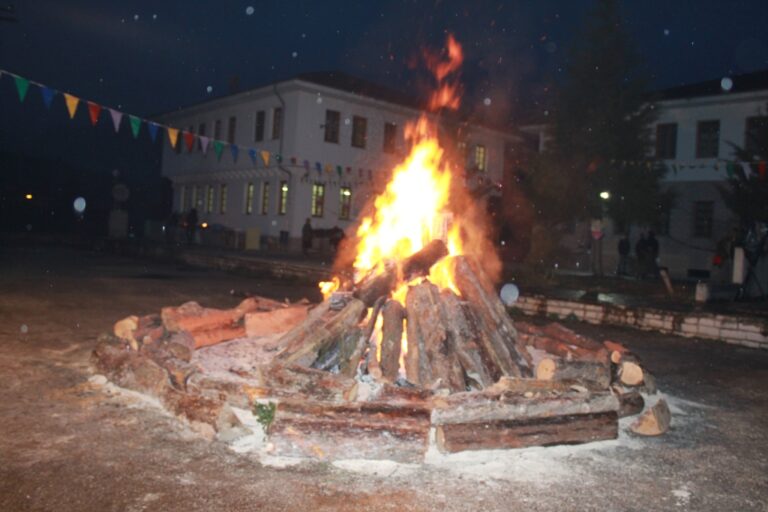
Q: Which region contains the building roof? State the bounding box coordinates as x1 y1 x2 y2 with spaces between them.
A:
656 69 768 101
295 71 424 110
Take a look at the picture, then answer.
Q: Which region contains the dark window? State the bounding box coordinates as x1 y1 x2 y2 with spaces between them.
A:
311 183 325 217
227 116 237 144
383 122 397 153
745 116 768 155
339 187 352 220
696 120 720 158
655 123 677 159
272 107 283 140
693 201 714 238
214 119 222 140
278 181 288 215
198 122 206 150
261 182 270 215
254 111 265 142
352 116 367 148
324 110 340 143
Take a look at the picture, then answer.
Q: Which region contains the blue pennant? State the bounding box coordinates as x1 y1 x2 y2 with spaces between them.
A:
147 122 159 142
248 148 257 164
40 86 55 109
315 162 322 175
230 144 239 162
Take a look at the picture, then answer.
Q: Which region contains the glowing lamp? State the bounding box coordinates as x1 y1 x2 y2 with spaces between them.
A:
599 191 610 200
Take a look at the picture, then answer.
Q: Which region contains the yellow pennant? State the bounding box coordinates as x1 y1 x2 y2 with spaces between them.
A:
167 127 179 148
63 93 79 119
260 150 270 167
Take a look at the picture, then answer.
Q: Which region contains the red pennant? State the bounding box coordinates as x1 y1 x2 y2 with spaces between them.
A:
759 161 767 180
183 131 196 152
87 102 102 126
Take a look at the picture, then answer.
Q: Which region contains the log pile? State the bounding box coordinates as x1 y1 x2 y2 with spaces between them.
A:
93 246 670 460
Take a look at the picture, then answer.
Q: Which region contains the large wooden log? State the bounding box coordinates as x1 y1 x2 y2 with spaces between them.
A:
264 364 358 402
534 356 612 390
405 282 465 392
439 291 494 389
353 262 397 307
401 239 448 280
274 298 365 366
379 300 405 382
436 411 618 452
451 256 532 377
268 399 432 463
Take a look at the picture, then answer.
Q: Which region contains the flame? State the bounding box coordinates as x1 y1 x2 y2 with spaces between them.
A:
319 277 340 300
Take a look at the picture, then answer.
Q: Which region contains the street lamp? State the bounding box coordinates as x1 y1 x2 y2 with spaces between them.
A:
599 190 610 200
24 193 33 200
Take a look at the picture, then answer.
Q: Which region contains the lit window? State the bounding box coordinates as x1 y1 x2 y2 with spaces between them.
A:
474 144 486 171
261 182 270 215
206 186 214 213
219 184 227 214
272 107 283 140
278 181 288 215
311 183 325 217
245 182 255 215
352 116 367 148
339 187 352 220
383 122 396 153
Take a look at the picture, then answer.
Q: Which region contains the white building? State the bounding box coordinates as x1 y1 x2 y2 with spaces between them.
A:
157 72 518 251
523 70 768 280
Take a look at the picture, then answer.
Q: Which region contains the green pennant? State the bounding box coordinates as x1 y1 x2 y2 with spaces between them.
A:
336 165 343 177
213 140 225 161
14 75 30 102
128 115 141 139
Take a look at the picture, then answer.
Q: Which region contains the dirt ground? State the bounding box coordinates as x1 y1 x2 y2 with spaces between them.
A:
1 244 767 511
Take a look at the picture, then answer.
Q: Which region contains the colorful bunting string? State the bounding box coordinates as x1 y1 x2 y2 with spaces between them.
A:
129 115 142 139
63 93 79 119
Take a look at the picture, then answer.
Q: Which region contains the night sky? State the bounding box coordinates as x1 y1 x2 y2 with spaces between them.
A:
1 0 767 173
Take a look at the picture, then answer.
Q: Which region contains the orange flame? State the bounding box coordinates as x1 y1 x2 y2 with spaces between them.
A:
425 34 464 111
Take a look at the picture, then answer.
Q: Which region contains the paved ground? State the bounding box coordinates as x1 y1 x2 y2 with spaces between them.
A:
1 244 767 511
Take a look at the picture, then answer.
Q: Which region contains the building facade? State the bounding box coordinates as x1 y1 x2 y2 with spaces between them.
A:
157 72 517 251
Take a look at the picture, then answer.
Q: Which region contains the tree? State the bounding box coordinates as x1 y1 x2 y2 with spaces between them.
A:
525 0 673 269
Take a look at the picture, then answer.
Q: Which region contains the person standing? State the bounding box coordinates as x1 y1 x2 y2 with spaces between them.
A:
617 235 630 276
302 218 313 256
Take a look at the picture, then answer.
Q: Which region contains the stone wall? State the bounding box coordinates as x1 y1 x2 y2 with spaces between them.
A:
512 295 768 350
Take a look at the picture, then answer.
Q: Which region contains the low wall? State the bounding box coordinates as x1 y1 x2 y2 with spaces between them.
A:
512 295 768 350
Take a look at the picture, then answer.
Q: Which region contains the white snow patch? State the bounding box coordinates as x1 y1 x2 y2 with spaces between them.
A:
672 485 691 507
332 459 420 478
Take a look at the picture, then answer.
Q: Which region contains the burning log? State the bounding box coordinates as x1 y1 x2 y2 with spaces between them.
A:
401 239 448 280
451 256 531 378
267 399 432 463
405 282 465 392
439 291 494 389
274 298 366 367
379 300 405 382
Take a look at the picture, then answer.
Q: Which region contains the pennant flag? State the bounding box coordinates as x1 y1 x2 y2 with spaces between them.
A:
127 115 141 139
13 75 30 102
198 135 209 154
346 166 352 174
758 161 767 180
336 165 343 177
230 144 239 162
741 162 753 177
260 150 270 167
213 140 224 161
40 87 55 109
109 109 123 132
324 164 332 174
183 130 195 152
315 162 322 175
303 159 310 171
63 93 79 119
87 101 102 126
248 148 257 164
147 122 159 142
167 127 179 149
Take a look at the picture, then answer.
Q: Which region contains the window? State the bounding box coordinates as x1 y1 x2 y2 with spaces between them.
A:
272 107 283 139
214 119 222 140
261 182 270 215
696 120 720 158
191 185 199 209
693 201 714 238
219 184 227 214
311 183 325 217
206 186 214 213
245 182 255 215
227 116 237 144
383 122 397 153
179 185 186 211
324 110 340 143
254 111 265 142
198 122 207 151
278 181 288 215
745 116 768 155
655 123 677 159
474 144 486 171
352 116 367 148
339 187 352 220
